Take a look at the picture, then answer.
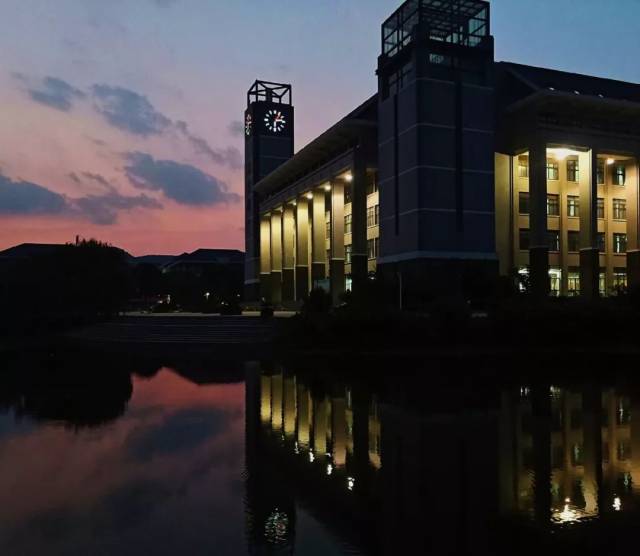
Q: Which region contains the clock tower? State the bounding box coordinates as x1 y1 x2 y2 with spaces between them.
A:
244 80 294 301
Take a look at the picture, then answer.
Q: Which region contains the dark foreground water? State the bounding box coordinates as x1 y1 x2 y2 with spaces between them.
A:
1 350 639 555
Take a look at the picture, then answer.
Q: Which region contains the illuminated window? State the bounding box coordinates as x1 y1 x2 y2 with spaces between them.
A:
367 205 379 227
345 244 352 264
547 194 560 216
518 156 529 178
599 270 607 296
614 165 626 186
568 231 580 252
567 159 579 182
597 198 605 219
547 160 559 180
597 160 605 185
519 192 530 214
567 196 579 217
613 233 627 254
344 214 352 234
326 212 331 239
519 229 530 250
613 268 627 291
568 268 580 296
613 199 626 220
549 268 561 297
548 231 560 252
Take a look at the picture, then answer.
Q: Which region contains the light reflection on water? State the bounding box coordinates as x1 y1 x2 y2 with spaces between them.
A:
2 355 640 555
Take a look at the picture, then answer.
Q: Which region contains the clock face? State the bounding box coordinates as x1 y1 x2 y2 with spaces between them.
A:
264 109 286 133
245 114 252 136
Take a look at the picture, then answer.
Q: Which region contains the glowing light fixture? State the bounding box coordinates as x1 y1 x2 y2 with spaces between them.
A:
323 184 331 192
613 496 622 511
347 476 355 491
326 463 333 476
305 192 313 200
344 173 353 182
549 148 580 161
607 158 615 166
309 451 315 463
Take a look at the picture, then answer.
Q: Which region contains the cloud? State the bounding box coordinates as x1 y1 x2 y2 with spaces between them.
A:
0 172 162 225
227 120 244 137
124 152 240 206
0 174 69 216
175 121 243 170
91 84 171 136
73 190 162 225
27 76 85 112
80 171 112 189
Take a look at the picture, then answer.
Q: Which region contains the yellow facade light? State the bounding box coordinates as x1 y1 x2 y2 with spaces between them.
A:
344 172 353 182
607 158 615 166
305 192 313 200
323 184 331 192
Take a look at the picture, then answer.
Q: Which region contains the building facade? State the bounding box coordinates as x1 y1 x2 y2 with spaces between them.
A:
244 0 640 306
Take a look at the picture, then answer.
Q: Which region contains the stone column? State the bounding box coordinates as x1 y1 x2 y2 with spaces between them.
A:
259 215 272 302
297 382 311 449
351 152 368 294
270 210 283 305
332 395 348 468
579 149 600 299
627 157 640 291
295 197 310 300
582 383 603 515
330 181 346 305
311 188 327 289
529 141 549 297
282 204 296 302
283 375 296 439
271 372 283 432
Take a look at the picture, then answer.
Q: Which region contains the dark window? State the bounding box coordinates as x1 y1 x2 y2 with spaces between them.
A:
567 196 579 217
547 160 559 180
567 159 579 182
613 233 627 253
597 232 606 253
597 160 605 185
366 173 378 195
367 205 379 227
344 187 352 205
614 165 626 186
616 398 631 425
547 194 560 216
597 198 605 219
344 214 352 234
613 199 626 220
519 192 530 215
568 231 580 252
387 61 413 97
367 238 379 259
548 231 560 252
519 229 530 250
518 156 529 178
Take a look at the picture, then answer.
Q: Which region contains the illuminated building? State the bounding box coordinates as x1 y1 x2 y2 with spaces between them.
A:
244 0 640 305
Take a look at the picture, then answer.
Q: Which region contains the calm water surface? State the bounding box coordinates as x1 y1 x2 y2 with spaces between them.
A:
1 352 639 555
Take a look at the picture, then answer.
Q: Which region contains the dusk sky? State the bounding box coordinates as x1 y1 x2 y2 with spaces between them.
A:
1 0 639 256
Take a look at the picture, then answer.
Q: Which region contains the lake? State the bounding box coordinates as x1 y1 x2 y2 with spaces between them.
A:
0 349 638 555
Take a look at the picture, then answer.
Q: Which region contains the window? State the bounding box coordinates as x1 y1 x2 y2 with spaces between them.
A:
613 268 627 291
613 199 626 220
567 196 579 217
367 238 379 259
518 156 529 178
613 233 627 253
519 229 530 250
345 244 352 264
614 165 626 186
567 159 579 182
367 205 379 227
548 231 560 252
547 194 559 216
325 219 331 239
597 198 605 219
366 173 378 196
599 270 607 296
568 231 580 252
549 268 561 297
344 187 352 205
568 268 580 296
519 192 530 215
597 160 605 185
344 214 352 234
597 232 606 253
547 160 559 180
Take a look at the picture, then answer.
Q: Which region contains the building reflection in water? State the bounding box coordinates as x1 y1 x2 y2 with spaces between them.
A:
500 383 640 527
246 363 640 555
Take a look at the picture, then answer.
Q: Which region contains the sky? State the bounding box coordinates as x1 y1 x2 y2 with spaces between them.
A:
1 0 639 256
